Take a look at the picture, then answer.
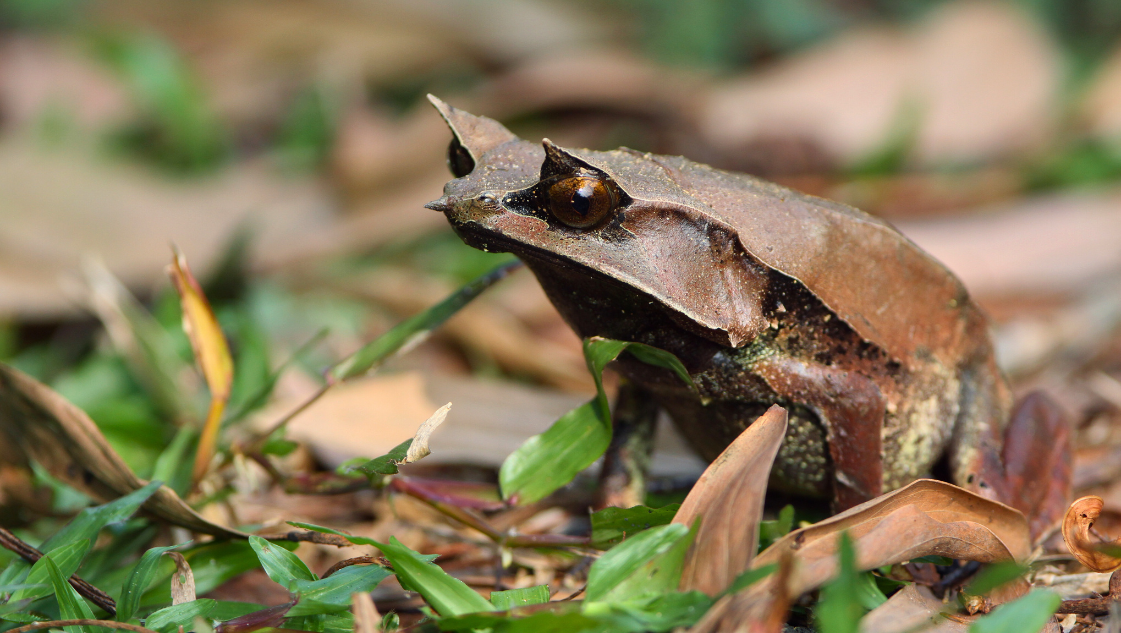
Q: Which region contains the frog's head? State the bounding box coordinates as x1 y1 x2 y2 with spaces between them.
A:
425 95 767 348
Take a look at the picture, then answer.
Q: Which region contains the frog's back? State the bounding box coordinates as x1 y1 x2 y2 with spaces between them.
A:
658 155 985 371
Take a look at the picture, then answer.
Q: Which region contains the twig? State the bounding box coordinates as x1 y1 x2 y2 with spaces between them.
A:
389 479 591 549
6 620 157 633
279 530 353 547
322 555 380 578
0 528 117 616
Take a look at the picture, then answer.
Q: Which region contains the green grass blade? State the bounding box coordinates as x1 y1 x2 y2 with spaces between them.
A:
13 539 91 603
43 554 96 633
116 544 184 622
329 262 519 382
249 535 316 585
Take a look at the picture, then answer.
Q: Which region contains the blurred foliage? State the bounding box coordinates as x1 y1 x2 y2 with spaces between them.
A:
91 30 228 172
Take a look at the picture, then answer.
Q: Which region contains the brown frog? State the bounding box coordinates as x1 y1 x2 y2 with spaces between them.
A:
424 95 1067 516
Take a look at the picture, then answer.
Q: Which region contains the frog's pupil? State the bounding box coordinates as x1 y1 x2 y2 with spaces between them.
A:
572 185 593 216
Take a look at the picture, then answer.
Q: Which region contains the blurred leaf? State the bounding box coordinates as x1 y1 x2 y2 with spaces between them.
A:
758 505 795 552
725 564 777 596
287 565 392 617
126 540 284 607
117 544 185 622
149 427 196 496
330 262 520 382
214 601 293 633
0 363 245 538
42 481 161 553
145 599 217 633
92 30 226 171
249 535 315 586
489 585 550 610
169 247 233 484
43 554 96 633
586 522 696 603
585 591 714 631
814 532 863 633
11 539 91 603
276 86 337 170
964 562 1030 597
591 504 680 549
968 590 1060 633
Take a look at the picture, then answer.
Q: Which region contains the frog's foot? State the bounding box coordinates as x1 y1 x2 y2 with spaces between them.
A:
596 380 659 509
972 391 1072 542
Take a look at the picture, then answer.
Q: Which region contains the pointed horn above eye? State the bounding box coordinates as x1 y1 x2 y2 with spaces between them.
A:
541 138 593 177
427 94 518 159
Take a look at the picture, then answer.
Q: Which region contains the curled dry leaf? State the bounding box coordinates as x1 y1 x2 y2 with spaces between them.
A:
404 402 452 464
1062 496 1121 572
0 363 245 538
692 480 1030 631
168 552 196 605
673 405 787 596
860 584 969 633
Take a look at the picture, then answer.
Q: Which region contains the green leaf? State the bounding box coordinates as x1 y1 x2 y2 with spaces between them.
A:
969 590 1061 633
122 539 286 607
500 337 695 504
585 522 696 603
249 535 316 585
815 532 863 633
13 539 91 603
585 591 714 631
356 439 412 477
42 554 96 633
500 401 610 504
41 480 162 552
330 262 519 382
117 543 185 622
591 504 681 549
964 562 1029 597
725 564 777 596
372 536 493 616
287 564 393 616
758 504 795 551
145 599 217 633
490 585 550 610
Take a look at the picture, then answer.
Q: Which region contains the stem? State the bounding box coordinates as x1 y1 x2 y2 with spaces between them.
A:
7 621 157 633
0 528 117 616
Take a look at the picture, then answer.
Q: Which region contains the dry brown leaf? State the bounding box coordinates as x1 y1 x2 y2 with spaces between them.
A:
168 552 196 605
404 402 452 464
700 480 1029 630
860 584 969 633
352 591 381 633
0 363 245 538
1062 496 1121 572
673 405 787 596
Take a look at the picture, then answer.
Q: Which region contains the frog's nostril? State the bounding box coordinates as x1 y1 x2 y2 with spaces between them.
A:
425 197 453 213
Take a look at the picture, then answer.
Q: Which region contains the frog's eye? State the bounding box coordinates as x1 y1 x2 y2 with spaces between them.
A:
447 137 475 178
545 175 616 228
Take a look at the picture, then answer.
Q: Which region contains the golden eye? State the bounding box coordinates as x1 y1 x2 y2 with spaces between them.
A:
546 176 616 228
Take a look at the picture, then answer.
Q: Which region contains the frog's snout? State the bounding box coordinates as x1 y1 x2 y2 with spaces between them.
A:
424 196 453 213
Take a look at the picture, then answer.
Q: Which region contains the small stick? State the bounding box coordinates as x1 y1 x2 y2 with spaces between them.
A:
6 620 156 633
0 528 117 616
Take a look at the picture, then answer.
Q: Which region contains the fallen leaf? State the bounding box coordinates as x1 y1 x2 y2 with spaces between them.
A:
168 247 234 484
168 551 196 604
860 584 968 633
673 405 787 596
700 480 1030 629
0 363 245 538
1062 496 1121 572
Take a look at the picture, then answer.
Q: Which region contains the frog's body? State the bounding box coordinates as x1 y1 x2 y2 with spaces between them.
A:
425 96 1012 508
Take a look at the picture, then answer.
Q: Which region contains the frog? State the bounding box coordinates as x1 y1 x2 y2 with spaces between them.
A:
423 95 1068 516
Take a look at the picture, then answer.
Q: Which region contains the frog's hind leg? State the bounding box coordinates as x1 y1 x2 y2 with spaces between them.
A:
597 379 660 509
753 356 886 511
